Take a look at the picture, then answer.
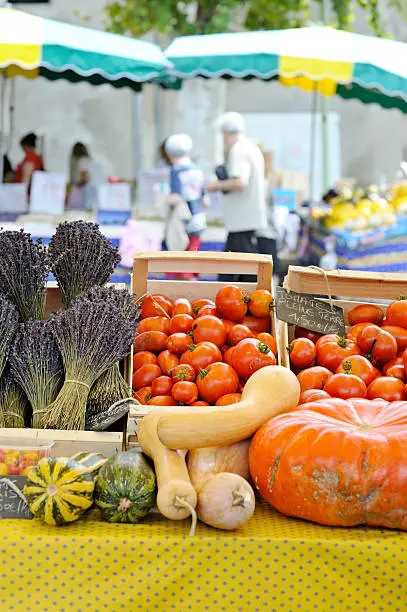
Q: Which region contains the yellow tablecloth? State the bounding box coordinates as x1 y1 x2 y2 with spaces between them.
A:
1 501 406 611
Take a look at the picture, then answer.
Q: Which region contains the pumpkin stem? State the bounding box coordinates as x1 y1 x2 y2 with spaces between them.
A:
117 498 134 513
232 486 252 508
174 496 197 537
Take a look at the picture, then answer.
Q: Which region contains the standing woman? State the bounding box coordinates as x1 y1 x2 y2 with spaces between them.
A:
15 132 44 193
68 142 103 211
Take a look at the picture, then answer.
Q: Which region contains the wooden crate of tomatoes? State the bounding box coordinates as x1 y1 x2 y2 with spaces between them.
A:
129 251 277 433
279 266 407 404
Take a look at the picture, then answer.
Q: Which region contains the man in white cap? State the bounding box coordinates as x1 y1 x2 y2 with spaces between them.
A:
207 112 268 281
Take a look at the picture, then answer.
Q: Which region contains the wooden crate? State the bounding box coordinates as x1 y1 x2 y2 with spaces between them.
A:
278 266 405 368
0 282 130 456
128 250 276 443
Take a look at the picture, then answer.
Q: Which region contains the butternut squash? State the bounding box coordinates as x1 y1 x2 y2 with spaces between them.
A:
187 440 250 492
138 365 300 450
137 413 197 522
196 473 255 530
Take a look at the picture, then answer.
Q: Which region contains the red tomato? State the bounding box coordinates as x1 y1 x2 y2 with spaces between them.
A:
231 338 276 380
241 315 270 334
157 350 179 376
357 325 398 363
316 334 360 372
385 299 407 328
257 333 277 355
137 316 170 335
180 341 222 373
222 320 235 336
191 299 215 318
296 366 333 392
298 389 331 404
336 355 376 386
172 381 199 405
192 315 227 348
367 376 405 401
191 400 210 406
170 314 194 335
348 304 384 326
197 362 239 404
132 364 161 391
148 395 177 406
324 373 367 400
141 295 173 319
223 346 235 367
134 331 168 354
294 326 323 343
133 386 152 404
215 285 249 321
288 338 316 370
248 289 274 318
381 325 407 351
215 393 242 406
228 324 255 346
382 356 405 382
195 304 217 318
133 351 157 373
346 322 372 344
171 364 196 383
151 376 173 396
167 333 191 355
172 298 193 317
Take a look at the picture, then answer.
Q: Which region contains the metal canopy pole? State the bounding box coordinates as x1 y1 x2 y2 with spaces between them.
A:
320 0 329 194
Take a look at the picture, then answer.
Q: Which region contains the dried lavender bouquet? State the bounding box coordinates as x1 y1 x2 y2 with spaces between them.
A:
76 286 140 424
43 299 134 430
0 230 49 320
48 221 121 308
0 366 29 428
0 296 19 379
9 320 64 428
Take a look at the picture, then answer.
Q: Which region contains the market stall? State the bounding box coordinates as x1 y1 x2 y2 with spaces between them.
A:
0 244 407 611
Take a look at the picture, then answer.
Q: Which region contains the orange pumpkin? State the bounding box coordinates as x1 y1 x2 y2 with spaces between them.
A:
249 398 407 530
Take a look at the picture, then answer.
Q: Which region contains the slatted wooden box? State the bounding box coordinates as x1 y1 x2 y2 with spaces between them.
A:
277 266 406 368
127 250 276 444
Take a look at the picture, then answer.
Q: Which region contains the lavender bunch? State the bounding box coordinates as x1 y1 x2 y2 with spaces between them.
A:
0 366 29 428
0 296 19 379
43 299 134 430
0 229 49 320
76 286 139 424
48 221 121 307
9 320 64 428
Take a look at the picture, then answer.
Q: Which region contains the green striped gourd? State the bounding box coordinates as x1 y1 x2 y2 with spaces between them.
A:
70 452 108 479
23 457 94 526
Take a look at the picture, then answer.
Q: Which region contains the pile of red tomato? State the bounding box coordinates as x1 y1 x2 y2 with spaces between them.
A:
291 301 407 403
132 286 277 406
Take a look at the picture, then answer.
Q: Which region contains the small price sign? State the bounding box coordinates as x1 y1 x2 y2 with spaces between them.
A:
0 476 32 519
276 287 346 337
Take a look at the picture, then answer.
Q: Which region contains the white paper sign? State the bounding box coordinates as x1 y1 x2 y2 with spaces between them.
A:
0 184 28 213
97 184 131 212
30 172 67 215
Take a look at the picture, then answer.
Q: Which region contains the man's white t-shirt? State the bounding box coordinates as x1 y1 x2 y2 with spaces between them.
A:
222 137 268 233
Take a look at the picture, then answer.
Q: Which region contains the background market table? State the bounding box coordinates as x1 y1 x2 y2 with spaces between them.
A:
0 501 406 612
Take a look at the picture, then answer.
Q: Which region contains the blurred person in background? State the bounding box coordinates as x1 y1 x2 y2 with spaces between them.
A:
15 132 44 193
68 142 104 211
207 112 267 282
163 134 207 279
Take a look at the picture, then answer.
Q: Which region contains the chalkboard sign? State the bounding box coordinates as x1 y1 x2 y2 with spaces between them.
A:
276 287 346 336
0 476 32 519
